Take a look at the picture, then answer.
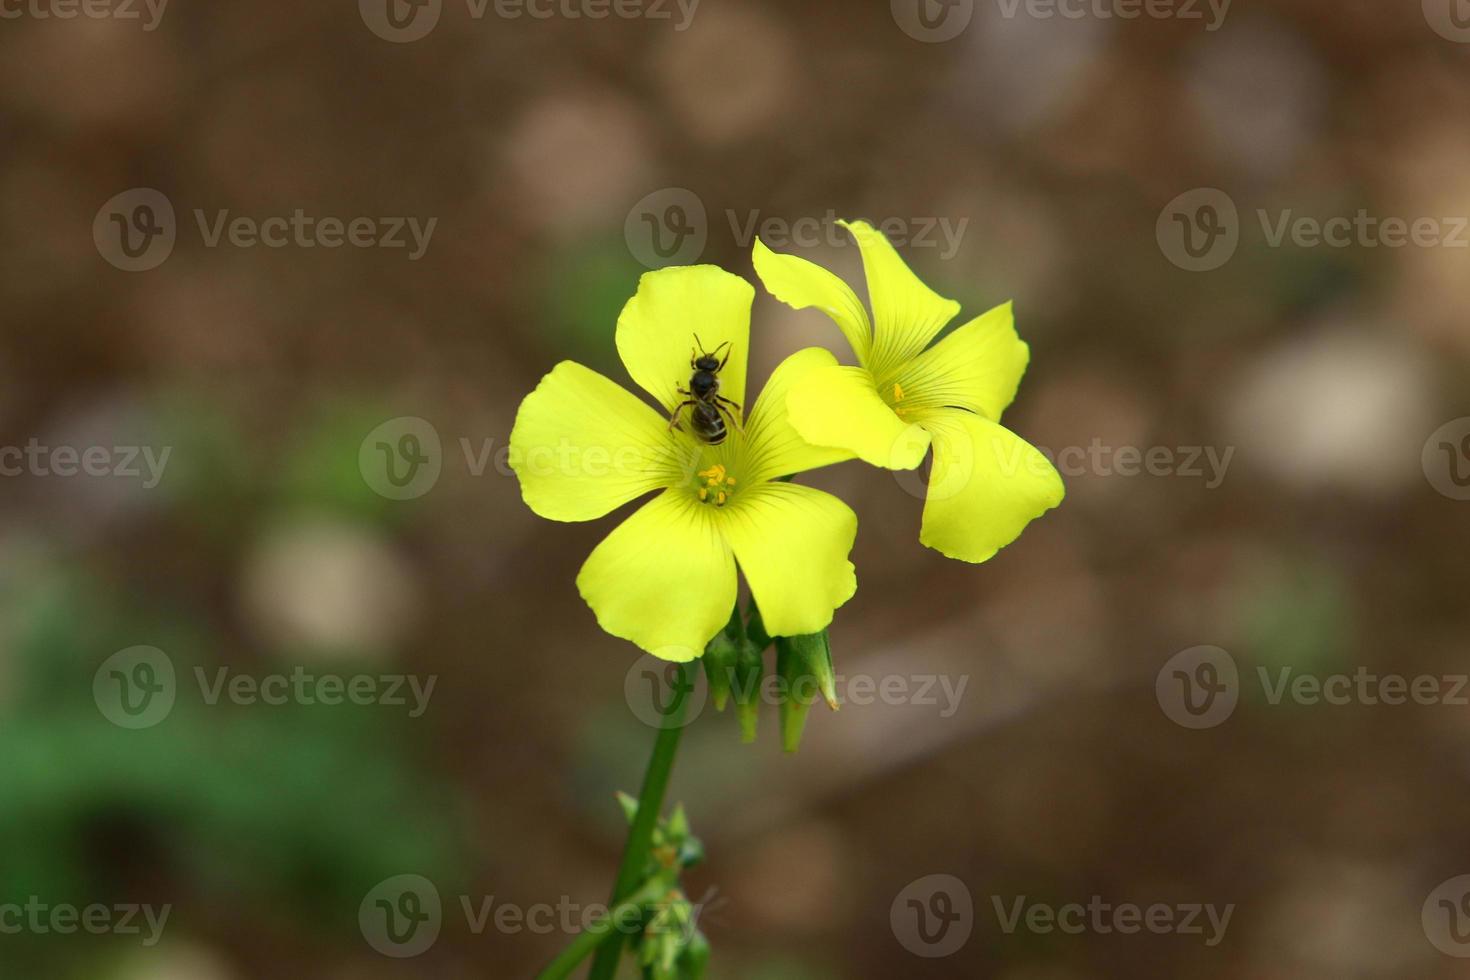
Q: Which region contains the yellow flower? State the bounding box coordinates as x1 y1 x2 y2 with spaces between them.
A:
509 265 857 662
753 219 1064 564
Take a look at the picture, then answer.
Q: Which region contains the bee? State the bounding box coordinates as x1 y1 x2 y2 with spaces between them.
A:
669 334 742 445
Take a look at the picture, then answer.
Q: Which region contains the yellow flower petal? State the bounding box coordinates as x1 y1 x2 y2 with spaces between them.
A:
616 265 753 416
787 363 931 471
509 361 684 522
743 347 855 483
918 409 1064 563
721 482 857 638
837 219 961 376
576 489 737 661
751 237 871 362
891 301 1029 421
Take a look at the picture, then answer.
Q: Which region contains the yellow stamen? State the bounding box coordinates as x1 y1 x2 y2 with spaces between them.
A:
717 491 727 504
698 487 708 500
893 382 905 402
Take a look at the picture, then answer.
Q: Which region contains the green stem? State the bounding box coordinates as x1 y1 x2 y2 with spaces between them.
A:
535 874 673 980
586 660 693 980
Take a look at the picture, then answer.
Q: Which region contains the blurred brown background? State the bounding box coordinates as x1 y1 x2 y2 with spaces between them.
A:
2 0 1470 976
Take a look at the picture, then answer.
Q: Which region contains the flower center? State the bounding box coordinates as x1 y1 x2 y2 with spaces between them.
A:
890 381 909 419
695 463 737 506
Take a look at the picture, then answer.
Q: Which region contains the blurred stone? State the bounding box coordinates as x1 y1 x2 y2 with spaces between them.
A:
1254 858 1428 977
1185 17 1327 179
500 91 654 236
653 5 798 146
1222 322 1437 496
959 7 1109 135
240 516 420 660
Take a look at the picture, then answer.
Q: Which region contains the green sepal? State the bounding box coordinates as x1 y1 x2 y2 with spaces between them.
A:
616 791 640 826
775 630 836 754
678 929 710 979
701 605 744 711
732 640 764 744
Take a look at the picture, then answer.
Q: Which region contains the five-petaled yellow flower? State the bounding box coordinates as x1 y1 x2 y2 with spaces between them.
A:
509 266 857 662
754 219 1064 563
